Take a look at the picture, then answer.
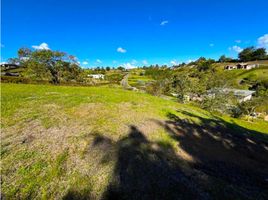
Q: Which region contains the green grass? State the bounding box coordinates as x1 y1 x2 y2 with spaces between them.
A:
1 83 268 199
128 70 153 87
212 62 268 89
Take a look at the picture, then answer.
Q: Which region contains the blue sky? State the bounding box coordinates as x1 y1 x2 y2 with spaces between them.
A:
1 0 268 68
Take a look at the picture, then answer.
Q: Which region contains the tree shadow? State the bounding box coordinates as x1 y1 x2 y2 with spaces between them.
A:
63 117 268 200
101 125 208 200
154 110 268 199
64 126 211 200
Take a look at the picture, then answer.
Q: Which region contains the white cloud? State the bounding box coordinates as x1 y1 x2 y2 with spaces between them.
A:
82 61 89 65
235 40 241 43
96 59 102 63
122 62 136 69
186 59 195 64
117 47 127 53
258 34 268 49
131 59 138 64
32 42 50 50
229 45 243 53
77 61 81 64
142 60 148 65
113 60 117 64
209 43 214 47
170 60 179 65
160 20 168 26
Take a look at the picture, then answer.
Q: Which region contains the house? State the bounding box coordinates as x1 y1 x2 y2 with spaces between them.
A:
224 63 259 70
224 65 237 70
0 63 20 70
236 63 258 70
208 88 255 102
229 89 255 102
87 74 105 79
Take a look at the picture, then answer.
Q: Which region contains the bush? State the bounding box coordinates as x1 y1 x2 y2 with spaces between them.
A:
230 106 243 118
1 76 31 84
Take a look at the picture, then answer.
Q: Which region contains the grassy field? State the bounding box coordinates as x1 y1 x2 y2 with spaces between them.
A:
1 83 268 199
128 69 153 88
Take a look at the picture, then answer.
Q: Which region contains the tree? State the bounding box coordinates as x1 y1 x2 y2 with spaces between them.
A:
171 72 191 102
218 55 232 63
238 47 254 61
238 46 267 61
237 99 260 121
12 47 83 84
117 66 125 71
18 47 32 59
196 58 215 72
252 48 267 60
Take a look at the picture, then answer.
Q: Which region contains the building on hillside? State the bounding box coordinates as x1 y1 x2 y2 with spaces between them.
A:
224 65 237 70
0 63 20 70
227 89 255 102
237 63 258 70
208 88 255 102
224 63 259 70
87 74 105 79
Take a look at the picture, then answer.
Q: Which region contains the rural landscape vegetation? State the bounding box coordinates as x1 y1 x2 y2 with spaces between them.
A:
1 0 268 199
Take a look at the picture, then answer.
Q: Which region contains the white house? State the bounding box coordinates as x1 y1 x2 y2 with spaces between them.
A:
224 65 237 70
88 74 105 79
208 88 255 102
228 89 255 102
225 63 259 70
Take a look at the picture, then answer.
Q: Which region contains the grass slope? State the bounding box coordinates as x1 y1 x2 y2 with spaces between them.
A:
1 83 268 200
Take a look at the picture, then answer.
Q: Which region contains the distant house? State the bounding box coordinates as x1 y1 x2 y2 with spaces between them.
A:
224 65 237 70
224 63 259 70
208 88 255 102
87 74 105 79
1 63 21 76
0 63 20 69
230 89 255 102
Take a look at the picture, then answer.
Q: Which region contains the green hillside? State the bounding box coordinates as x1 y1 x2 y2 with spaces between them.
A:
2 83 268 199
211 61 268 89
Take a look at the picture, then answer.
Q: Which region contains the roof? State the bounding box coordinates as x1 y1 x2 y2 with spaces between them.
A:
88 74 104 75
208 88 255 97
223 89 255 97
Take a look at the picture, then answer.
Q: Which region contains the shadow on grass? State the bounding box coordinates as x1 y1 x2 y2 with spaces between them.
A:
153 110 268 199
64 113 268 200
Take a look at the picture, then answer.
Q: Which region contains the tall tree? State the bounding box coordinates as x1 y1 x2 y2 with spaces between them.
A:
238 47 255 62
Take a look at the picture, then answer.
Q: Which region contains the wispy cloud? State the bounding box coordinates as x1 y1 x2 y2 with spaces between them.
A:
131 59 138 65
258 34 268 49
235 40 241 43
209 43 214 47
160 20 169 26
1 43 4 48
117 47 127 53
170 60 179 65
229 45 243 53
82 61 89 65
96 59 102 63
122 62 136 69
186 59 195 64
32 42 50 50
142 60 148 65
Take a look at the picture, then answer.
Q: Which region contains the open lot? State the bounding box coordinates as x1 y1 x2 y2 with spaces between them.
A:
1 83 268 199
